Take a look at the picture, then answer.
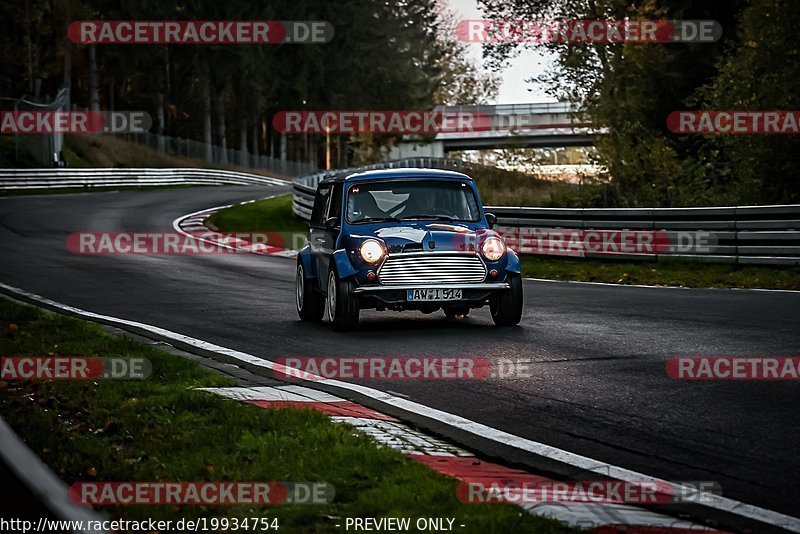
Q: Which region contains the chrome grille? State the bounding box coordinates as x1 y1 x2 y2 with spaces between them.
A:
378 253 487 285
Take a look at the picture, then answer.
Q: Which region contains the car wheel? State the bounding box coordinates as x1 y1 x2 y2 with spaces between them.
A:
490 273 523 326
296 263 324 321
327 265 360 331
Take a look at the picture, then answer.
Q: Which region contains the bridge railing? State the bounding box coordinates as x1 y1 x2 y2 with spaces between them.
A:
437 102 578 115
292 161 800 266
0 168 288 189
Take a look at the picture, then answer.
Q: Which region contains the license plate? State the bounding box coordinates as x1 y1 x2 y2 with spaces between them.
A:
406 288 463 301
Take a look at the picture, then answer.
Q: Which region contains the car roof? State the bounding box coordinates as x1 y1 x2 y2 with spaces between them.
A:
318 168 473 186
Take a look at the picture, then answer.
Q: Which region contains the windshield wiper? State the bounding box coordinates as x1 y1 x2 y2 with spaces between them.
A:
400 214 457 221
353 216 401 224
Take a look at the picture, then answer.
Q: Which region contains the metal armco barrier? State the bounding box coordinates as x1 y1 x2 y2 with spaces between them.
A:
488 205 800 265
0 168 288 189
292 161 800 266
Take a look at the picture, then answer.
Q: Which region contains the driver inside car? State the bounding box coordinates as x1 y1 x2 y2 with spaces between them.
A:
349 189 386 221
404 188 444 217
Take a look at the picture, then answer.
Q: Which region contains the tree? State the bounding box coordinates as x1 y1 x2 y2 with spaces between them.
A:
4 0 468 168
433 1 499 105
696 0 800 203
477 0 800 206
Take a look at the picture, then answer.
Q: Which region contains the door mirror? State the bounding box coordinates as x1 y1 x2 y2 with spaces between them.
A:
485 212 497 228
324 216 340 230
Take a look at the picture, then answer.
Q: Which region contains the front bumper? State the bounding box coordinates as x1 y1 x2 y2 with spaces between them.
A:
353 283 509 294
353 282 509 308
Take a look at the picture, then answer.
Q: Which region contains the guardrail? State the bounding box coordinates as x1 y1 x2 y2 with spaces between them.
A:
292 161 800 266
488 205 800 265
0 168 289 189
122 132 319 177
1 416 107 533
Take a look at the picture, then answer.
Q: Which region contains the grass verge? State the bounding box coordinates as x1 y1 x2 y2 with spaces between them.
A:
0 298 564 532
521 255 800 290
207 194 309 234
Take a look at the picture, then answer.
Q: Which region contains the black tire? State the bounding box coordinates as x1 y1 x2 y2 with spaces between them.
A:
490 273 523 326
296 263 324 321
327 265 360 331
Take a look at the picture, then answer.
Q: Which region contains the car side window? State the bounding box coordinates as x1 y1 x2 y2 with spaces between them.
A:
311 186 331 228
327 183 343 223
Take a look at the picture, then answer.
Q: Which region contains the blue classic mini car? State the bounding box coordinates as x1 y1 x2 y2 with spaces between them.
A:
295 168 523 330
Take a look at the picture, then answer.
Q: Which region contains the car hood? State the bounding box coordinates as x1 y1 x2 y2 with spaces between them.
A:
348 220 491 253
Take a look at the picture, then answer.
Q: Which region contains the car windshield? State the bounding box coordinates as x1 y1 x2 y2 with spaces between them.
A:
346 180 481 223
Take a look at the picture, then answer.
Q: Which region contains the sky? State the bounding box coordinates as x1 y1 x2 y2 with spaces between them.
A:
447 0 556 104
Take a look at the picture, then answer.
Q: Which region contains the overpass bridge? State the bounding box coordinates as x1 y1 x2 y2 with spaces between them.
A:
390 102 601 158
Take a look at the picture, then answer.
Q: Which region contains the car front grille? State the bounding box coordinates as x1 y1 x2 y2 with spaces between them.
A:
377 253 487 285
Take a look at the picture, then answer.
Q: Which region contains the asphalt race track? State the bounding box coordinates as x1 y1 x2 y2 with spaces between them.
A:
1 186 799 523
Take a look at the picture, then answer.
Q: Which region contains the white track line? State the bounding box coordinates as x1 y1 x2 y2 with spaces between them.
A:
172 194 298 258
1 283 797 532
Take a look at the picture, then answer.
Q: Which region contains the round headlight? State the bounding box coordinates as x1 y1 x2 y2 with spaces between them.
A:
359 240 385 263
481 236 506 261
